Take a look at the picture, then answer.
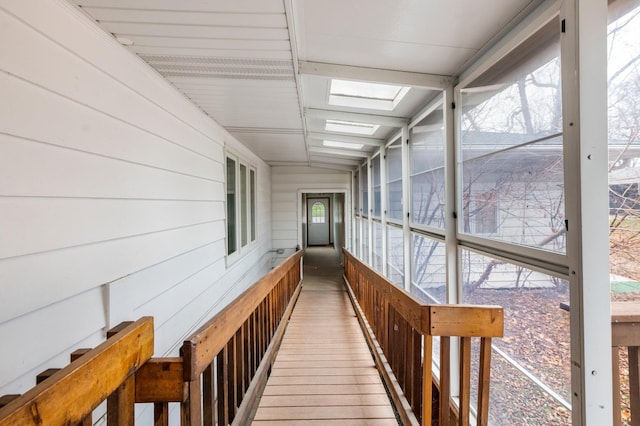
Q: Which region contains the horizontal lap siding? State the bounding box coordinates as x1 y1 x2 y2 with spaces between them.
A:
271 167 350 249
0 0 271 395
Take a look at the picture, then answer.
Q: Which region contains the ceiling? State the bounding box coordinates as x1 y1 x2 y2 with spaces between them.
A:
70 0 542 171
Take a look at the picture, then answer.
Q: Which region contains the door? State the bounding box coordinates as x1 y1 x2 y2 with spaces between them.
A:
307 197 330 245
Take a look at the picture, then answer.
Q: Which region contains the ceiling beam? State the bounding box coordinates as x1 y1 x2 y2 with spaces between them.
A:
305 108 407 128
308 161 359 171
299 61 455 89
307 132 384 147
308 146 370 158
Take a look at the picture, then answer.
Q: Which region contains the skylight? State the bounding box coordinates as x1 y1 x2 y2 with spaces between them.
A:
329 79 410 111
325 119 380 136
323 140 364 150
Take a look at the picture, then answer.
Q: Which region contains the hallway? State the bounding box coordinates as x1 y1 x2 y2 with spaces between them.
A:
252 247 398 424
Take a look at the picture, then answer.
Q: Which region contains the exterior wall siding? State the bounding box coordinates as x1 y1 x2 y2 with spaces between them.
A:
0 0 272 395
271 166 350 252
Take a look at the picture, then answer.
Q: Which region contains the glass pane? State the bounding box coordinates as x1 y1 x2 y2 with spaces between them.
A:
608 1 640 292
410 101 446 229
459 23 564 254
250 170 256 242
386 226 404 286
460 138 565 253
372 156 382 217
387 138 403 221
362 164 369 216
373 222 383 272
354 217 361 257
362 220 369 264
411 233 446 303
226 158 237 255
354 171 360 213
460 249 571 407
410 167 445 229
240 164 247 247
312 202 326 223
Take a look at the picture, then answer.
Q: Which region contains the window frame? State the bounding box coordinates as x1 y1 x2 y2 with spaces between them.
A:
225 151 258 262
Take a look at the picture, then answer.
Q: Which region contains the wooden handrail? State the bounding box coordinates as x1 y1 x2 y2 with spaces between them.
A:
343 248 504 426
0 251 304 426
0 317 154 426
181 250 304 425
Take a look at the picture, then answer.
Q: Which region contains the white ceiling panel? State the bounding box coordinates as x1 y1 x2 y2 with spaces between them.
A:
70 0 544 169
230 133 307 163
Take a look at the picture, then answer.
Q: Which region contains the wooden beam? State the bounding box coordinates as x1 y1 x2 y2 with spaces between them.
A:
135 358 186 403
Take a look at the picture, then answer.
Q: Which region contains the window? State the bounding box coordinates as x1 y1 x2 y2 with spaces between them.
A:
361 163 369 216
410 99 446 229
325 119 380 136
311 202 326 223
372 156 381 218
226 155 257 257
329 79 410 111
459 19 565 254
240 164 248 247
250 169 256 242
226 158 237 255
354 171 360 214
386 137 403 222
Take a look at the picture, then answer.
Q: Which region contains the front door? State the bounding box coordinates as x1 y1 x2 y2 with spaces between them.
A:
307 197 330 245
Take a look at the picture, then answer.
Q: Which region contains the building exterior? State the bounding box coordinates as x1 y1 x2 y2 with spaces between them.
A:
2 0 631 424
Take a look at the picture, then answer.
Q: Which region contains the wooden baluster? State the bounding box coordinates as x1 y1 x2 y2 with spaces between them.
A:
203 363 215 426
412 330 423 421
235 328 244 407
154 403 169 426
630 346 640 426
227 338 236 422
0 395 20 409
107 375 135 426
458 337 472 426
243 322 251 393
422 334 433 425
439 336 451 426
36 368 61 384
613 347 622 426
217 348 229 426
104 322 137 426
477 337 493 426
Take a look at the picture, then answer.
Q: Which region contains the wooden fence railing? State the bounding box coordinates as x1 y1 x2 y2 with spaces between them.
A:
343 249 504 426
0 250 303 426
0 317 154 426
181 249 303 425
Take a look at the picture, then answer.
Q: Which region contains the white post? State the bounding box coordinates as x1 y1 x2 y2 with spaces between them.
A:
401 124 412 292
561 0 612 424
380 145 388 276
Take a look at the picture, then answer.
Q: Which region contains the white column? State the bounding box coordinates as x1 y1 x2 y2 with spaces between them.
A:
380 145 388 276
401 125 412 292
444 86 459 305
561 0 612 424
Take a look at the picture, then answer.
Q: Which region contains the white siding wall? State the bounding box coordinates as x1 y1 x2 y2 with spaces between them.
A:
271 166 350 251
0 0 272 395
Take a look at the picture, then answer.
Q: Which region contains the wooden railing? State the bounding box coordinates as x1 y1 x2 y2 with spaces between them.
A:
343 249 504 426
0 250 303 426
612 301 640 426
181 249 303 425
0 317 154 426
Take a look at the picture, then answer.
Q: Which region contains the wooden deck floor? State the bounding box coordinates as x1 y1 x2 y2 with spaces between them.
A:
253 248 398 425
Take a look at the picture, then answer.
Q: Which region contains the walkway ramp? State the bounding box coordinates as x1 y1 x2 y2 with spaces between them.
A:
253 247 398 425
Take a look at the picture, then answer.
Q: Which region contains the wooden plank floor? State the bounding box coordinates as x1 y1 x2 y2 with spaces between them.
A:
253 250 398 425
